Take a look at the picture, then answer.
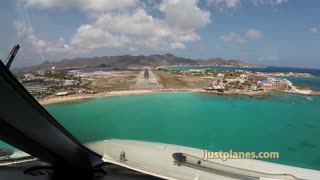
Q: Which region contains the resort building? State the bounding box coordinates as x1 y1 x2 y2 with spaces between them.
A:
56 92 69 96
23 73 35 80
189 69 205 73
20 77 64 96
63 80 76 86
51 67 56 74
248 74 269 82
240 74 248 79
260 78 292 90
217 73 225 78
211 80 225 92
36 70 46 76
24 85 48 94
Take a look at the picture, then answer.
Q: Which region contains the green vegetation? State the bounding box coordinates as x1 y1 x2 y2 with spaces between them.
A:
224 71 243 78
161 68 257 91
224 84 229 91
242 80 251 87
204 69 219 76
15 74 24 80
295 85 308 90
46 72 67 79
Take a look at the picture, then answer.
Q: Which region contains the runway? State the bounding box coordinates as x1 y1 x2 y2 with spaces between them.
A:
130 67 164 90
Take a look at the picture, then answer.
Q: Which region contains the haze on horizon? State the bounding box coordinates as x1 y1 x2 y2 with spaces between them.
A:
0 0 319 69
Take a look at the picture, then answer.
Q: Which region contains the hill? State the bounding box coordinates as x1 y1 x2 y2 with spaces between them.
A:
14 53 257 72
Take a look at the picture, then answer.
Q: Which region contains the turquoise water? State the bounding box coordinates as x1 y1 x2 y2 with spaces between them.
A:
42 92 320 170
2 65 319 169
277 76 320 90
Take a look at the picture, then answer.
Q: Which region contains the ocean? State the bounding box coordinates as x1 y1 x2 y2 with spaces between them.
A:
41 92 320 170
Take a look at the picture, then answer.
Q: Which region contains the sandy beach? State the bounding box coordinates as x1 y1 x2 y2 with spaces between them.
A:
39 89 207 105
38 90 158 105
38 88 268 106
38 88 320 106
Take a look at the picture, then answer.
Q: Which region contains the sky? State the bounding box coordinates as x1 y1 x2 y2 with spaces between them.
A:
0 0 319 68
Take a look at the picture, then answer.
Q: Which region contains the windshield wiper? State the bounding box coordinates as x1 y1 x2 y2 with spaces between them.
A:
0 156 37 166
173 153 303 180
4 44 20 70
0 148 37 166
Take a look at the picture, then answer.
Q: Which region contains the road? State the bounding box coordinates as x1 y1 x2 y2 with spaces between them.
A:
130 67 164 90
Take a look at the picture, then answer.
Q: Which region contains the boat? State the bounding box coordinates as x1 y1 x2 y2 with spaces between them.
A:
306 97 313 102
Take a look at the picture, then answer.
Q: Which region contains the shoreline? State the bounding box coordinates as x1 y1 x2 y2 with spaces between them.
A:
39 88 319 106
201 90 271 98
39 90 155 106
39 89 204 105
38 88 320 106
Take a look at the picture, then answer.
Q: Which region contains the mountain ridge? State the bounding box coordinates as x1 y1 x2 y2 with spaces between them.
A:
14 54 258 72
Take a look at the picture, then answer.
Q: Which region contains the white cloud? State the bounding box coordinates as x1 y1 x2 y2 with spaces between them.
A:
221 29 262 43
70 25 130 50
170 42 186 49
310 27 318 33
246 28 263 39
225 0 241 7
14 21 88 54
159 0 211 29
95 9 168 37
73 6 204 51
258 55 279 61
22 0 138 11
251 0 288 5
17 0 211 54
221 32 247 43
207 0 241 9
15 21 132 54
207 0 287 10
94 8 202 43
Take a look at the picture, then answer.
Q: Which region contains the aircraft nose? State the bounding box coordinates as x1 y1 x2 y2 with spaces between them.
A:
85 140 109 156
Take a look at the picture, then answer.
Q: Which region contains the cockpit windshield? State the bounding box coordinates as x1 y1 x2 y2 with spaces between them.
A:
1 0 320 174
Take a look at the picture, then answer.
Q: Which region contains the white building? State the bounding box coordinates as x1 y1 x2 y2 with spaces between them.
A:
240 74 248 79
217 73 224 78
23 73 35 80
63 80 75 86
36 71 45 76
56 92 69 96
260 78 292 90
